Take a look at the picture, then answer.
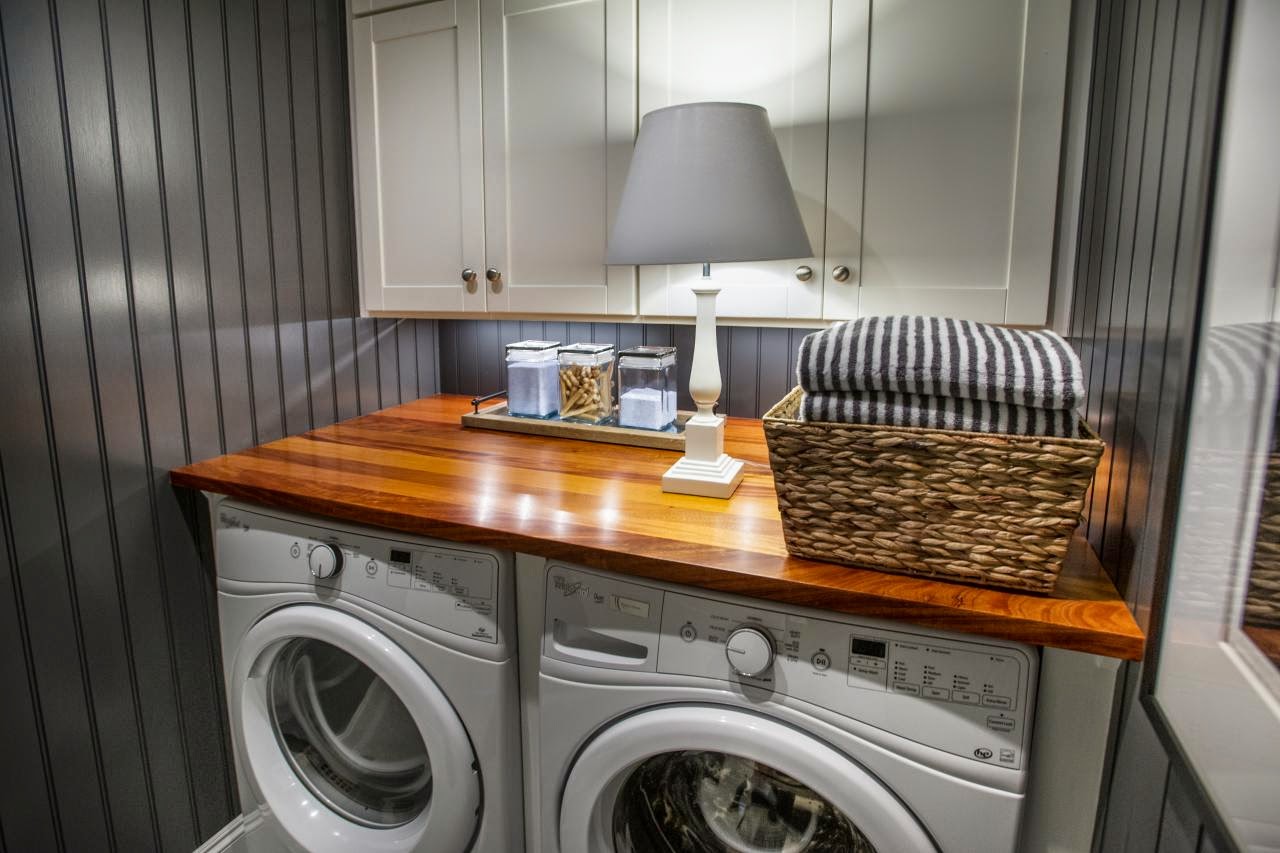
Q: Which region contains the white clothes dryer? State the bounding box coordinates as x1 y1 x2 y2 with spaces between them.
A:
210 498 523 853
518 559 1039 853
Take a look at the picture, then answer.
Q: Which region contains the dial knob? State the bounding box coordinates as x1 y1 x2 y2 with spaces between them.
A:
724 627 774 678
308 544 343 579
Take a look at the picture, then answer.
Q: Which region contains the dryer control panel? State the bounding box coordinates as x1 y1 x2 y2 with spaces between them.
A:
217 504 503 644
544 564 1036 771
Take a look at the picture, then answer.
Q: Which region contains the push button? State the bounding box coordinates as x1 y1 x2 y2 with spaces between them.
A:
811 651 831 671
892 682 921 696
981 694 1013 710
986 715 1015 733
923 686 949 701
952 690 980 705
679 622 698 643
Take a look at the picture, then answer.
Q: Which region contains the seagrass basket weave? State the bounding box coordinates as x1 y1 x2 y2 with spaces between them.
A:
762 386 1104 593
1245 453 1280 628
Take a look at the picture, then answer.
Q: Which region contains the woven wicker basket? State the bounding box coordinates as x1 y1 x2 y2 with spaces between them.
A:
1246 454 1280 628
763 386 1104 592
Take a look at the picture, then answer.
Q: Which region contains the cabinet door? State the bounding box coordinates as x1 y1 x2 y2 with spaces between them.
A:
837 0 1069 323
481 0 637 315
821 0 870 320
635 0 830 320
351 1 485 313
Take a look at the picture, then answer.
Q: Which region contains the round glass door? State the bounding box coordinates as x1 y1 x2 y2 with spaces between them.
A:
231 605 481 853
268 638 433 828
612 750 874 853
559 706 936 853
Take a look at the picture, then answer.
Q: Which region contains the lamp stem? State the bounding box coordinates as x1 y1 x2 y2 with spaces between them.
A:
689 265 722 420
661 263 744 498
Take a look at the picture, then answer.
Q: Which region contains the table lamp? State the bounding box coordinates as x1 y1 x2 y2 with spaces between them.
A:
607 102 812 498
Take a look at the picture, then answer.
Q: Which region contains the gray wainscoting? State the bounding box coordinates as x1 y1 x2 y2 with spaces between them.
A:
438 320 819 419
0 1 436 850
1067 0 1232 849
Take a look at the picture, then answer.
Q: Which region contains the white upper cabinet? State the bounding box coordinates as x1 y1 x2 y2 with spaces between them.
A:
480 0 637 315
635 0 832 321
349 0 1070 324
351 1 486 313
826 0 1071 323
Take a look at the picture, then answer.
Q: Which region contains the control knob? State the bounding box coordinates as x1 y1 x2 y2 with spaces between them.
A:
725 626 775 678
308 543 344 579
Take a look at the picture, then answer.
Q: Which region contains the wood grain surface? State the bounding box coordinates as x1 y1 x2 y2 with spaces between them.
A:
171 395 1145 659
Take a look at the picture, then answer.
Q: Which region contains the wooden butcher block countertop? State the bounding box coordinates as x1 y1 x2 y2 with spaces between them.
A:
171 395 1145 660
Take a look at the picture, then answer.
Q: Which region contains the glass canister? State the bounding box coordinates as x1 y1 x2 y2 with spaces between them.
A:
617 346 677 430
505 340 561 418
557 343 615 424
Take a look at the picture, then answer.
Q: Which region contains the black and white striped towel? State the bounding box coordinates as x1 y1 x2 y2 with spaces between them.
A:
800 390 1084 438
797 316 1084 410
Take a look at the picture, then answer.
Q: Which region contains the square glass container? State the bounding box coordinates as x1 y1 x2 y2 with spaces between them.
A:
505 340 561 418
558 343 615 424
617 346 678 431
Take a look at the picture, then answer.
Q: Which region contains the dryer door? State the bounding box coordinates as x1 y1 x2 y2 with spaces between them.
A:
560 705 938 853
231 605 480 853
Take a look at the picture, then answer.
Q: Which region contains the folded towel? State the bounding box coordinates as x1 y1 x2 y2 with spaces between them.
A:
801 390 1084 439
797 316 1084 410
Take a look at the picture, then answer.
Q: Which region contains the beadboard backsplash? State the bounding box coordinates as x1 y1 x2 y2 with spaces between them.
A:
437 320 820 419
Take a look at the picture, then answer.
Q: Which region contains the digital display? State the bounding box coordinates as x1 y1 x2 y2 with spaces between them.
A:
389 548 412 565
851 638 887 658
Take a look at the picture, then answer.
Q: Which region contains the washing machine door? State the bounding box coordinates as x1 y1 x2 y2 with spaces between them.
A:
559 705 938 853
231 605 480 853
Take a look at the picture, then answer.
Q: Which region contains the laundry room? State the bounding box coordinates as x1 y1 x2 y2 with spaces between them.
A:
1 0 1278 851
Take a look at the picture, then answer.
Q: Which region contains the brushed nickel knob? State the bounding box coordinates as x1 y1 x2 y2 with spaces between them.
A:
794 265 813 282
461 267 478 293
486 267 503 293
832 265 852 283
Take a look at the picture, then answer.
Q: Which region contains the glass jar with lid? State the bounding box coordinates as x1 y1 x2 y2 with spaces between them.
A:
558 343 615 424
617 346 677 430
505 340 560 418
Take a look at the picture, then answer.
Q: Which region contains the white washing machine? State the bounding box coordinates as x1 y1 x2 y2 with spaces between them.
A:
518 559 1040 853
210 498 523 853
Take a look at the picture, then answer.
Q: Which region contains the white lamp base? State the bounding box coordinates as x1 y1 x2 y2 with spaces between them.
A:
662 411 744 498
662 453 745 498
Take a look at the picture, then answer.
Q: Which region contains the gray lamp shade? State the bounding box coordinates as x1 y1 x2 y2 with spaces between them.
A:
606 102 813 266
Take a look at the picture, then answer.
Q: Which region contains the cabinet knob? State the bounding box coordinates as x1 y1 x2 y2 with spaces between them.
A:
794 265 813 282
832 265 853 283
461 268 478 293
486 267 503 293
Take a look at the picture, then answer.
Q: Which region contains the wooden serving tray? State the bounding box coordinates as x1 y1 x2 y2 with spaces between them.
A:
461 403 689 450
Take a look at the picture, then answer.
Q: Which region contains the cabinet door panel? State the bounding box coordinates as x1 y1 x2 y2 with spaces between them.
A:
636 0 829 320
482 0 637 315
352 1 485 312
821 0 869 320
853 0 1069 324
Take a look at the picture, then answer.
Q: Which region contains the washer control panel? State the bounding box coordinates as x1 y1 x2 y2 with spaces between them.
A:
545 564 1036 770
217 504 503 644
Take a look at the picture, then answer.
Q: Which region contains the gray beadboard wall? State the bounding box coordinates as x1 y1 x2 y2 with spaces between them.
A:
1066 0 1232 849
0 1 436 850
439 321 819 418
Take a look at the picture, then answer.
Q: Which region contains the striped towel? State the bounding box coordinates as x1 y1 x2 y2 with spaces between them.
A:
800 391 1084 438
797 316 1084 410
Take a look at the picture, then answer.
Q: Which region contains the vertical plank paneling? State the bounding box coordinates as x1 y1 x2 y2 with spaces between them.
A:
287 0 336 427
1070 0 1233 848
226 0 284 443
0 14 64 847
189 0 255 453
0 1 438 848
257 0 311 433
